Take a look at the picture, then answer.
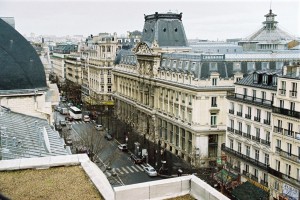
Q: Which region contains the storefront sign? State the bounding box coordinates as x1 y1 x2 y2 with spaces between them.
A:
282 183 299 200
246 177 270 192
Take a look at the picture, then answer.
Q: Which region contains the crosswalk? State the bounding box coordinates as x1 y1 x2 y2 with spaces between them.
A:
71 121 93 125
106 164 146 176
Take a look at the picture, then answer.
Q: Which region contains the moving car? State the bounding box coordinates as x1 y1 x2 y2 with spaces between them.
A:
130 154 144 164
143 166 157 177
118 144 128 152
95 124 103 130
104 133 113 141
65 116 74 121
83 115 90 122
59 120 67 126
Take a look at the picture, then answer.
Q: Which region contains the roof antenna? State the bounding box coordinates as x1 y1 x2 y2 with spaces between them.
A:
270 0 272 11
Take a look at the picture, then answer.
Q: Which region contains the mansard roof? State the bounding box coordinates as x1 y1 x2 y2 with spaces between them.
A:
0 18 47 91
236 69 281 90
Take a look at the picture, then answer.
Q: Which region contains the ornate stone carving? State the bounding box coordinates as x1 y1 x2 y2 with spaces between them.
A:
135 43 152 55
151 39 159 48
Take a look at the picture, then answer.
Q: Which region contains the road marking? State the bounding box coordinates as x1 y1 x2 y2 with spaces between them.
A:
136 165 143 171
126 166 134 173
131 165 139 172
121 167 129 174
116 168 124 175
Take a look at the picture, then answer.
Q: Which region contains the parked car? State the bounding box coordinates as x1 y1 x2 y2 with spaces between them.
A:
56 124 62 131
67 102 73 107
104 133 113 141
118 144 128 152
144 166 158 177
59 120 67 126
54 106 61 112
95 124 103 131
130 154 144 164
83 115 90 122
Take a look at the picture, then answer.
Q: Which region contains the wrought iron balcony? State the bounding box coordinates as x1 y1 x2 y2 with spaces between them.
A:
289 90 297 98
229 109 234 114
276 147 300 164
273 107 300 119
254 116 261 122
243 132 251 139
227 127 234 133
284 129 294 137
251 136 261 143
260 139 270 147
263 119 270 125
273 126 283 134
227 92 273 108
237 112 243 117
234 129 243 136
242 170 250 177
250 174 258 182
245 114 251 119
279 89 286 95
221 144 268 170
260 180 268 187
268 167 300 188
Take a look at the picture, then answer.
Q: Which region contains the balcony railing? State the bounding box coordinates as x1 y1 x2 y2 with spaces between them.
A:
227 127 234 133
243 132 251 139
289 90 297 98
260 180 268 187
221 144 268 170
273 126 283 134
279 89 286 95
245 114 251 119
250 174 258 182
237 111 242 117
276 147 300 164
254 116 261 122
233 166 241 173
273 107 300 119
268 167 300 188
242 170 250 177
284 129 294 137
260 139 271 147
229 109 234 114
227 92 273 108
251 136 261 143
263 119 270 125
234 129 243 136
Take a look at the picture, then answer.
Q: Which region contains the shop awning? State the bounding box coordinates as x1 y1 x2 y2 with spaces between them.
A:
214 169 238 187
232 181 269 200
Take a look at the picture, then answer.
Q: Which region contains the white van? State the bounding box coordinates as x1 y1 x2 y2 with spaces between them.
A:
83 115 90 122
60 108 69 115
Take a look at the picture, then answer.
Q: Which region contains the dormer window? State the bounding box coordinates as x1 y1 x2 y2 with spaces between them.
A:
273 76 277 86
253 73 258 83
209 62 217 71
247 62 255 72
263 75 268 85
161 59 166 67
233 62 241 72
261 62 269 70
185 61 189 70
173 60 177 68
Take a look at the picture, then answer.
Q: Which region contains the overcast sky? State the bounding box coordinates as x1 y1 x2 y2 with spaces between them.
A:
1 0 299 40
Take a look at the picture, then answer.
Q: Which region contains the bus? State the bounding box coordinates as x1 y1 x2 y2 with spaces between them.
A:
69 106 82 120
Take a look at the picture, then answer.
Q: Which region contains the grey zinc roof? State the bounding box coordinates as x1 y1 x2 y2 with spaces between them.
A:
0 107 69 160
236 69 282 90
225 51 300 61
0 18 47 91
141 12 188 47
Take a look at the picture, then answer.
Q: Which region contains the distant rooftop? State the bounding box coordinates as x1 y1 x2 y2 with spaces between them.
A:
0 106 69 160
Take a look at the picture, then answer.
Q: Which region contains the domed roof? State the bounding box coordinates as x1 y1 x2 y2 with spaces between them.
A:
0 18 47 91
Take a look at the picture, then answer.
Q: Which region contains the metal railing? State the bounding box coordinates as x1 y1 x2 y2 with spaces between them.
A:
273 107 300 119
289 90 297 98
221 144 268 170
245 114 251 119
227 92 273 107
276 147 300 164
263 119 270 125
